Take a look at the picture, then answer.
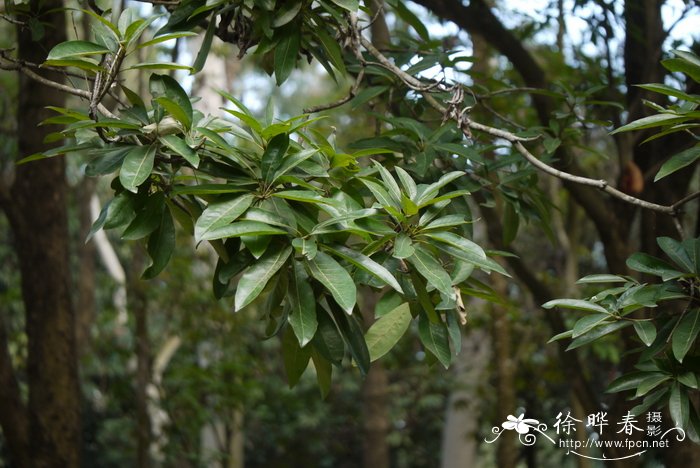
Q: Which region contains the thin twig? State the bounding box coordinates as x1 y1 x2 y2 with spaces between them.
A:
303 69 365 113
0 60 117 119
672 191 700 211
356 30 691 221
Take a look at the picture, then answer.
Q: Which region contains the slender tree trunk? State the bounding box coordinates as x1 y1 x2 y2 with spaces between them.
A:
359 289 390 468
131 250 153 468
491 272 518 467
440 328 491 468
2 0 82 466
76 178 97 355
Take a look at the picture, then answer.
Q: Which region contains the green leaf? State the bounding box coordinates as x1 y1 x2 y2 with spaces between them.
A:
607 371 652 393
655 145 700 182
672 309 700 363
325 245 403 293
43 58 104 72
332 307 370 375
274 29 300 85
150 74 193 129
394 166 417 199
658 236 695 273
136 31 198 50
262 133 289 183
330 0 359 11
670 382 690 428
566 321 630 350
282 325 311 387
542 298 609 314
373 162 402 206
273 148 319 182
307 252 357 314
311 309 345 365
194 193 255 242
119 144 156 193
361 178 401 214
572 313 613 338
415 171 465 207
103 192 137 230
393 233 414 259
662 57 700 83
235 245 292 311
314 27 346 75
407 246 453 298
273 1 302 27
159 135 200 167
634 321 657 347
576 274 628 284
393 0 430 41
272 190 334 205
125 62 195 72
46 40 110 60
122 193 165 240
636 373 671 397
310 349 332 398
424 231 509 276
143 207 176 279
677 372 699 389
502 203 519 246
200 221 287 241
611 113 689 134
288 261 318 347
636 83 697 102
627 252 686 280
365 303 412 361
192 16 216 73
418 313 451 368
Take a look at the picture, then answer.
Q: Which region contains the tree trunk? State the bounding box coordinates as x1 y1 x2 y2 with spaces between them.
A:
360 289 390 468
76 178 97 355
130 249 153 468
440 328 491 468
1 0 82 466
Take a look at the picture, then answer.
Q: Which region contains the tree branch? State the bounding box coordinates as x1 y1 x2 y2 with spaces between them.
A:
357 34 683 220
0 57 117 119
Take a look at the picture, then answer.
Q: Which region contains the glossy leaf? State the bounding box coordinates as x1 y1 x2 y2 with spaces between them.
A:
46 40 109 60
143 207 176 279
418 313 451 368
670 382 690 428
633 321 657 347
119 144 156 193
572 313 612 338
542 299 609 314
159 134 200 167
288 261 318 347
325 245 403 293
655 146 700 182
282 326 311 388
307 252 356 314
274 29 300 85
365 303 412 361
408 246 453 298
194 194 255 242
200 221 287 241
393 233 414 259
235 245 292 311
672 309 700 363
262 133 289 183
